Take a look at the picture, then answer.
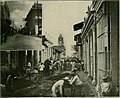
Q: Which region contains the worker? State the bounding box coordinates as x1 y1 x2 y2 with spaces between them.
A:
70 68 83 96
51 77 70 97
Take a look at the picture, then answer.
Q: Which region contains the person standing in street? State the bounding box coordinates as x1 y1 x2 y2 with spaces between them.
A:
71 61 75 72
81 60 84 71
44 59 51 76
38 63 45 77
33 67 38 81
5 63 17 96
49 57 54 74
26 61 32 79
70 68 83 96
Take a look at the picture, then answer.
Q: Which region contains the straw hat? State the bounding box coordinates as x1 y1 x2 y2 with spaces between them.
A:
102 76 108 80
72 68 77 72
63 77 69 80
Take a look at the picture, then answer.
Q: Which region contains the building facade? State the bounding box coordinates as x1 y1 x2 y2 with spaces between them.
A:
74 32 82 60
1 1 11 43
92 1 119 95
73 0 119 95
52 34 66 60
25 2 42 36
41 35 53 63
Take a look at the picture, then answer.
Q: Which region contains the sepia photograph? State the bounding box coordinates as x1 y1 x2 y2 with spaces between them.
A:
0 0 119 97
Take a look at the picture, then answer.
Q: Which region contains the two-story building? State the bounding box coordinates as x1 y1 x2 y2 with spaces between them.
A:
25 2 42 36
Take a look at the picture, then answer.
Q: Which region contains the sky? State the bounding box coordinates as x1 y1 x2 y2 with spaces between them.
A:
42 1 92 56
7 0 92 56
7 1 34 27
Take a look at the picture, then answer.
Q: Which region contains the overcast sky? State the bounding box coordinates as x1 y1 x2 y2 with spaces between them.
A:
7 0 92 56
42 1 92 56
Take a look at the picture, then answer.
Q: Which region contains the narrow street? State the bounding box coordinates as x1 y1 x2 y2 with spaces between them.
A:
7 70 98 97
1 1 119 97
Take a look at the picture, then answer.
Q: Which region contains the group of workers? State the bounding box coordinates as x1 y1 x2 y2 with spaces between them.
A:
51 68 116 97
51 66 118 97
51 68 83 97
25 58 118 97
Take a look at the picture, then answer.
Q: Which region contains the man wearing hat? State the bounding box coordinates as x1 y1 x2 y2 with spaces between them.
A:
70 68 83 96
51 77 70 97
99 76 112 96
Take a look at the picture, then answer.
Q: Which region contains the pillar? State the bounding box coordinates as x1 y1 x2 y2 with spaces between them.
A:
25 50 27 69
31 50 34 69
7 50 10 65
92 25 98 83
34 50 39 67
110 1 119 95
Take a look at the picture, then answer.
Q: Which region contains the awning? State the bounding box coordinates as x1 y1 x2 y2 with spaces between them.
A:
1 34 42 50
74 33 82 46
74 33 81 42
73 22 84 31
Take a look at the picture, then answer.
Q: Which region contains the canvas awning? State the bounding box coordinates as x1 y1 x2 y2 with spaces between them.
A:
73 22 84 31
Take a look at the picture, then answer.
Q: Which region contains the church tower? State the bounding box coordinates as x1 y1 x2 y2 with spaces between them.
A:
58 34 64 46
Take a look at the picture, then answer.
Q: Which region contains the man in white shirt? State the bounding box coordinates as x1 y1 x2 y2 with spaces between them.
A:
51 77 70 97
71 61 75 71
70 74 82 86
38 63 45 76
70 68 83 96
70 68 82 86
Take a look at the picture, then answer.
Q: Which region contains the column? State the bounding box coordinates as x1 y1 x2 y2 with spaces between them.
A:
31 50 34 69
92 26 97 82
110 1 119 95
15 51 18 67
34 50 39 67
25 50 27 69
7 50 10 64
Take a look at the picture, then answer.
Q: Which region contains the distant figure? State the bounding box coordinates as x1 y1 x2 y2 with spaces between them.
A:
50 57 53 65
50 57 54 74
26 62 32 79
92 79 96 86
44 59 51 76
9 63 18 78
5 63 17 96
38 63 45 77
81 60 84 71
71 61 75 71
51 77 70 97
74 60 81 71
27 62 32 68
87 74 93 83
49 64 53 75
33 68 38 81
56 60 61 71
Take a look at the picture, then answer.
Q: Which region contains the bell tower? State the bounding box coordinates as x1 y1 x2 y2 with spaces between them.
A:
58 33 64 46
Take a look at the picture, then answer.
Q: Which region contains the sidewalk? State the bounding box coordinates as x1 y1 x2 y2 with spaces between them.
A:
77 71 98 97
